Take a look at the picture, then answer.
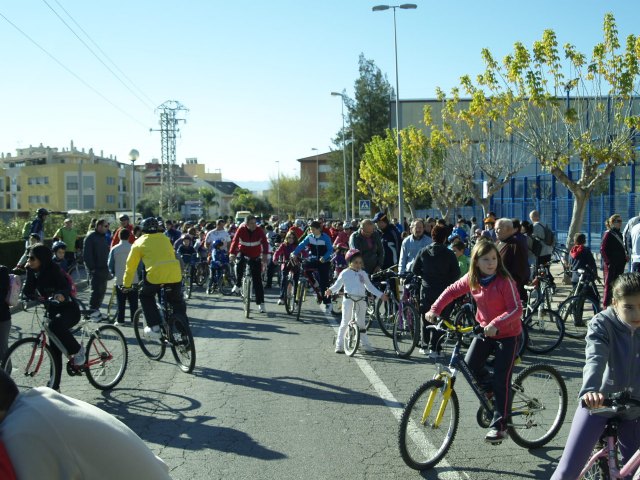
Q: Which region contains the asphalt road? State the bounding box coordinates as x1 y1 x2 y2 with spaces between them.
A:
8 278 585 480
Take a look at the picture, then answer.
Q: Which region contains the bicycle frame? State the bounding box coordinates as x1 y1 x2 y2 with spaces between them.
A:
579 426 640 478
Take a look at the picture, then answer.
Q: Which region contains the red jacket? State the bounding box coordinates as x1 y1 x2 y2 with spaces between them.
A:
430 273 523 339
110 225 134 248
229 224 269 259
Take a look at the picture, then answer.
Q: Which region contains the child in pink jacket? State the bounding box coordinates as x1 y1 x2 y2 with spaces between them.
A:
426 238 522 444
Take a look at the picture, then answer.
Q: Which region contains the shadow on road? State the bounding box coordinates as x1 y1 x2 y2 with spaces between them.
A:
95 388 287 460
194 366 397 407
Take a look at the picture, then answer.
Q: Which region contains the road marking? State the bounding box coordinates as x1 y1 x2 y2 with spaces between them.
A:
324 312 464 480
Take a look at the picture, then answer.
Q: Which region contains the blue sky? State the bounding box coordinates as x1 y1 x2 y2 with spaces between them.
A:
0 1 638 188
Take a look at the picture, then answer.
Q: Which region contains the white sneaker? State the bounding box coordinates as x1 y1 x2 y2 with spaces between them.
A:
277 299 284 305
428 350 444 360
335 346 345 354
360 335 374 352
231 285 239 294
73 346 86 366
258 304 266 313
324 304 331 314
419 347 428 355
143 325 162 340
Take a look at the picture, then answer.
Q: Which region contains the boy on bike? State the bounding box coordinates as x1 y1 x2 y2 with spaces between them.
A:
122 217 185 340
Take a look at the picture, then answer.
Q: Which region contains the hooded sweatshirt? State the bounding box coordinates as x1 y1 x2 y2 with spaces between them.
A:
581 307 640 403
412 243 460 303
569 244 597 284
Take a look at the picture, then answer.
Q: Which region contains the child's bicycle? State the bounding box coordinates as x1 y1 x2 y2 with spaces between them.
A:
398 318 568 471
341 293 368 356
578 392 640 479
2 298 128 391
131 284 196 373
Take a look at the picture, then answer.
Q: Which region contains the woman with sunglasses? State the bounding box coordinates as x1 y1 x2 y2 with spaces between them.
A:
601 214 628 307
22 244 82 391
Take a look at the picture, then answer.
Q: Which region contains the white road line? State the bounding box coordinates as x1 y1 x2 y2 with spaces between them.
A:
324 312 464 480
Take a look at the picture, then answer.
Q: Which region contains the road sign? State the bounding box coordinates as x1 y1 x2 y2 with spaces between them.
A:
359 200 371 217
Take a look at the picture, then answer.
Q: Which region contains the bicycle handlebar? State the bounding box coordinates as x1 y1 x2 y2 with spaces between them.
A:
582 391 640 413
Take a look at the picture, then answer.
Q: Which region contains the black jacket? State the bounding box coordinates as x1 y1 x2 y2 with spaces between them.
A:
412 243 460 307
379 224 402 269
23 262 72 301
84 230 109 272
349 231 384 275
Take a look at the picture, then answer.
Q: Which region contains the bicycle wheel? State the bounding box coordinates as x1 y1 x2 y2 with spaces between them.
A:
365 297 375 330
508 363 567 449
2 338 60 391
343 323 360 357
558 295 599 340
398 379 459 471
243 276 252 318
219 272 233 296
375 297 397 338
284 279 295 315
194 264 207 287
580 445 610 479
105 287 118 324
85 325 128 390
524 309 564 354
169 316 196 373
132 308 165 360
183 269 192 300
453 305 475 348
295 280 305 322
393 303 419 358
331 294 342 316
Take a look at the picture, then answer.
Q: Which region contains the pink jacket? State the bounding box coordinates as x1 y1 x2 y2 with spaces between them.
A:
430 274 523 339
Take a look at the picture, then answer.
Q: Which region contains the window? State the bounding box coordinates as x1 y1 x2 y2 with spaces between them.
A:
106 195 115 203
106 177 116 185
66 175 78 190
83 195 95 209
83 176 95 190
66 195 78 210
28 195 49 203
318 165 332 173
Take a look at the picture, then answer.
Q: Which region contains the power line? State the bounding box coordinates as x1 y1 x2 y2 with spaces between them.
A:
0 10 149 129
51 0 158 109
41 0 156 111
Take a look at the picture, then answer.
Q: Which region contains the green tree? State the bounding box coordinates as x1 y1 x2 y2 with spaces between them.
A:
327 54 394 216
266 173 304 219
230 188 273 216
428 90 530 217
137 186 199 219
460 13 640 245
198 187 219 218
358 126 436 218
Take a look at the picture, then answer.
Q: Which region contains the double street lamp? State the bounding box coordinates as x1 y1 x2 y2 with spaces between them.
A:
331 91 349 220
128 149 139 224
372 3 416 225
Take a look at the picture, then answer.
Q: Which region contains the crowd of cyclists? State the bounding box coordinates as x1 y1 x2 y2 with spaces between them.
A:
1 205 639 478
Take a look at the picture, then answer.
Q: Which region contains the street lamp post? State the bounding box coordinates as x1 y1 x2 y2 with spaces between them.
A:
372 3 416 225
311 147 319 218
128 149 139 224
331 92 349 219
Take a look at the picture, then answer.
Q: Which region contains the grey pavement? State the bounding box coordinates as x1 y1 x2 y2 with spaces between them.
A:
8 275 585 480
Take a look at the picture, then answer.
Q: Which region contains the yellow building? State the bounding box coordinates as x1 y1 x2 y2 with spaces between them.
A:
0 141 141 214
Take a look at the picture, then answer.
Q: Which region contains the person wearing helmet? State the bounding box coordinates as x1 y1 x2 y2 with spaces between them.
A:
207 240 230 294
26 208 49 246
122 217 185 339
326 248 387 353
292 220 334 313
51 241 69 273
83 219 110 321
110 214 134 248
289 220 305 242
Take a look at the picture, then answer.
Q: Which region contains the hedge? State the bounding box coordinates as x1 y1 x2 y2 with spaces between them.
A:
0 238 54 268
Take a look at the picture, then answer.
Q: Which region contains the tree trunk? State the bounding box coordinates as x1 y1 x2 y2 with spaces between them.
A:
477 197 490 219
563 188 590 284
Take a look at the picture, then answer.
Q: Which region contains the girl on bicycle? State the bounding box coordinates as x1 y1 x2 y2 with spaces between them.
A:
273 232 298 305
425 238 522 443
22 244 83 391
551 272 640 480
326 249 388 353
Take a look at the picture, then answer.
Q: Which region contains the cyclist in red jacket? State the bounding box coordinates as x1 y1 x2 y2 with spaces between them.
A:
229 215 270 313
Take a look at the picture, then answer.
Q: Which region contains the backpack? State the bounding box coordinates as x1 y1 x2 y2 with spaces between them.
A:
5 274 21 307
21 221 31 240
58 265 77 298
541 223 556 247
529 236 543 257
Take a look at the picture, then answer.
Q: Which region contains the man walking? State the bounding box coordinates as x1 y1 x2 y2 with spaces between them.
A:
107 229 139 325
83 219 110 320
373 212 401 271
110 214 134 248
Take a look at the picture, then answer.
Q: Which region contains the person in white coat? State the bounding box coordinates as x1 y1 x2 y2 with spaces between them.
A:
327 249 388 353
